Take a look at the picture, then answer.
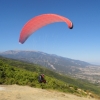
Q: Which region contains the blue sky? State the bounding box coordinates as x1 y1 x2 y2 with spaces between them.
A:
0 0 100 65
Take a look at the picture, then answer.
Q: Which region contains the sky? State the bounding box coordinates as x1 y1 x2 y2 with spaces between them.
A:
0 0 100 65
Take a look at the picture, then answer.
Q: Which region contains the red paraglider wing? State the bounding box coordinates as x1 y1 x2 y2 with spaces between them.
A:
19 14 73 44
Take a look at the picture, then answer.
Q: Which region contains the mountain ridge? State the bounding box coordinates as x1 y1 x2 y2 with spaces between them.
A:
0 50 100 84
0 50 91 69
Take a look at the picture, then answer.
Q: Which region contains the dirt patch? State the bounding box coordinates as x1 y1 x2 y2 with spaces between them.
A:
0 85 98 100
0 87 5 91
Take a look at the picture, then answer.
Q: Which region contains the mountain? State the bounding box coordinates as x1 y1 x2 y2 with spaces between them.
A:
0 50 100 84
0 50 91 72
0 56 100 98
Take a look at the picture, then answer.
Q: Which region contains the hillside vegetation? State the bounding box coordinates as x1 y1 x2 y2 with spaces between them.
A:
0 56 100 99
1 50 100 85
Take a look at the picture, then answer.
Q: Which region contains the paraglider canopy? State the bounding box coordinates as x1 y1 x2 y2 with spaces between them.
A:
19 13 73 44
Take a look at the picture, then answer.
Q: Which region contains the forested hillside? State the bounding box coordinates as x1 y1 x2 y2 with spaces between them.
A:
1 50 100 85
0 56 100 98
